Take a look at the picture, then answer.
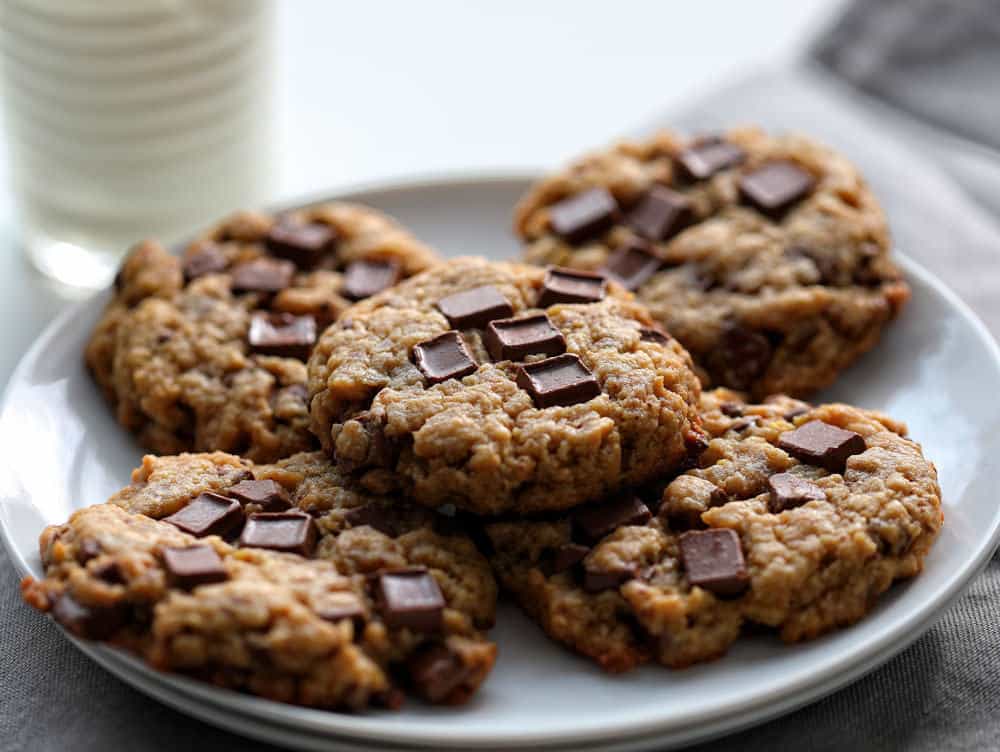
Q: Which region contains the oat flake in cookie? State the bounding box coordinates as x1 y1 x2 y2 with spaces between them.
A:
85 203 439 463
515 127 910 398
307 257 706 515
486 388 942 672
21 451 497 709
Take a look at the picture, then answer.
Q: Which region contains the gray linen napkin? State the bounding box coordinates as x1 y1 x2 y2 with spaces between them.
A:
4 3 1000 750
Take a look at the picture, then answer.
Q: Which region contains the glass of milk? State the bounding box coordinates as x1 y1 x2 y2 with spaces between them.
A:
0 0 275 288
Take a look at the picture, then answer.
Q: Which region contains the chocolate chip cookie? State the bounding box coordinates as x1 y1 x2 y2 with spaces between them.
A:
22 450 496 708
515 128 910 398
485 389 942 671
307 257 707 515
86 203 439 462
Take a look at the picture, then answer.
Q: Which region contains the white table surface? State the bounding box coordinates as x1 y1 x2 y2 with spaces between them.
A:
0 0 841 386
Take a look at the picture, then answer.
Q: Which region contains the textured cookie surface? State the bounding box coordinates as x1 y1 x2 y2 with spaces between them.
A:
22 451 496 709
486 389 942 671
515 128 910 398
307 257 706 515
86 203 439 462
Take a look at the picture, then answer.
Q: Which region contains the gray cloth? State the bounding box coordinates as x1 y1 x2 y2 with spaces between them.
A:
4 3 1000 751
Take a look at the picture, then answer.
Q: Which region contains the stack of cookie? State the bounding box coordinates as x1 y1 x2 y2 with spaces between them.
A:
22 128 943 710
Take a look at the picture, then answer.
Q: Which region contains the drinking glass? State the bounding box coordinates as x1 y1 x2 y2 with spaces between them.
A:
0 0 275 288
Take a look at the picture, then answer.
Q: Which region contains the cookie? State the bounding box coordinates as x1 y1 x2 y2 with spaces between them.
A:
485 389 942 671
307 257 707 515
86 203 440 462
515 128 910 398
22 451 496 709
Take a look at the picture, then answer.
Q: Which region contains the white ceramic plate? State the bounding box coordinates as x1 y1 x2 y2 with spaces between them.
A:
3 174 1000 752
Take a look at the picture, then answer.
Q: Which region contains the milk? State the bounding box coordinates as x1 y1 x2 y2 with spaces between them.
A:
0 0 274 288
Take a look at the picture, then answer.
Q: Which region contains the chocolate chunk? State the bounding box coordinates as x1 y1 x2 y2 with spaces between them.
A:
676 139 746 181
484 313 566 361
739 161 816 218
413 331 478 385
601 241 662 291
684 429 711 465
720 401 744 417
408 643 470 703
573 494 651 543
543 543 590 575
266 221 337 267
230 258 296 294
344 503 399 537
679 528 749 597
51 592 127 640
582 566 636 593
785 245 838 284
548 187 618 244
767 472 826 513
162 545 228 589
538 267 607 307
435 285 513 329
372 568 445 633
239 512 317 556
247 312 317 360
76 539 102 564
227 479 290 511
163 492 243 538
705 322 773 391
626 186 694 242
639 326 671 345
183 244 228 281
342 259 401 300
92 561 125 585
315 591 366 629
778 420 866 472
516 353 601 408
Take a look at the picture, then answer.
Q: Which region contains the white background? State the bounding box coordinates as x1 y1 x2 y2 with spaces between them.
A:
0 0 842 381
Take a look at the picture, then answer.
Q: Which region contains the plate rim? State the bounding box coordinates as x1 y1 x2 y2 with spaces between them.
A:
3 171 1000 749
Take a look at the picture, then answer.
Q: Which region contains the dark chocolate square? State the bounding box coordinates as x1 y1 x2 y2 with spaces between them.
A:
239 512 317 556
183 244 228 281
626 185 693 241
342 259 401 300
675 139 745 181
679 528 749 596
602 241 662 291
247 312 317 360
484 313 566 362
548 187 618 244
739 161 816 218
230 258 296 294
227 479 291 511
538 267 607 307
436 285 514 329
573 494 651 543
162 545 228 589
162 493 244 538
266 221 337 267
767 472 826 513
413 331 478 385
372 567 445 633
778 420 866 472
407 644 470 703
516 353 601 409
